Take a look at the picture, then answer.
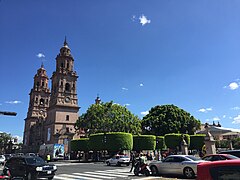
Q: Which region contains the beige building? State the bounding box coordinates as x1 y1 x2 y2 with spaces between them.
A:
23 38 80 153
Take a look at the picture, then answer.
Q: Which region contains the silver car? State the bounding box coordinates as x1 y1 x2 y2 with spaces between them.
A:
149 155 205 178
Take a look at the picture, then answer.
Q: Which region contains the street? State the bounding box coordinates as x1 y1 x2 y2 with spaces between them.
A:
53 161 191 180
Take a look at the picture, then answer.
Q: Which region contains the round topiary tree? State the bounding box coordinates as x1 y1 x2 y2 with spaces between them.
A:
133 135 156 151
165 133 190 150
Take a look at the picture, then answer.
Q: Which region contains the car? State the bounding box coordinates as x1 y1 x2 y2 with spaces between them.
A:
3 156 57 180
0 155 5 165
218 150 240 158
106 154 130 166
149 155 205 178
197 159 240 180
25 153 36 157
202 154 239 161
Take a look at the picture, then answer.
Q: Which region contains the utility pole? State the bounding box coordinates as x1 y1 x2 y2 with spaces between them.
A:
0 111 17 116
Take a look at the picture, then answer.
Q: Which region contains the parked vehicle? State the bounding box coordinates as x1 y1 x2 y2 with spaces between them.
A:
0 155 5 165
202 154 239 161
197 159 240 180
149 155 205 178
219 150 240 158
39 144 64 161
25 153 36 157
106 154 130 166
3 156 57 180
133 157 151 176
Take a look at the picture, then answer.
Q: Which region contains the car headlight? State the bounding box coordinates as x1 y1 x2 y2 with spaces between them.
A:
36 167 43 171
53 165 57 170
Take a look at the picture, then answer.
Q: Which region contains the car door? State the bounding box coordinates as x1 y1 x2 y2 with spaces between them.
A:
161 156 175 174
173 157 186 175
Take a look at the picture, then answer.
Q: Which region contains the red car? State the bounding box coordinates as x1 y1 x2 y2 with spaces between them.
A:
202 154 239 161
197 159 240 180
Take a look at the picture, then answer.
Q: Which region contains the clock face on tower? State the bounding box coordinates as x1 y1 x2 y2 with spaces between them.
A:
65 97 71 103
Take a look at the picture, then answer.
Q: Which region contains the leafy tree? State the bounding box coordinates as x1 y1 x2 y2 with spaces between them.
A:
141 104 201 136
75 101 142 136
0 132 12 154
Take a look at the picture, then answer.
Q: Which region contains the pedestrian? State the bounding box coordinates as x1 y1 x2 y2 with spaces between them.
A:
129 152 136 172
46 154 51 163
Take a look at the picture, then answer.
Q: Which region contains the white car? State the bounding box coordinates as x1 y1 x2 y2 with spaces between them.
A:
149 155 205 178
106 155 130 166
0 155 5 165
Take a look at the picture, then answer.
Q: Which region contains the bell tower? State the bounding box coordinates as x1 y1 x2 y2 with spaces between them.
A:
23 64 51 146
45 38 80 152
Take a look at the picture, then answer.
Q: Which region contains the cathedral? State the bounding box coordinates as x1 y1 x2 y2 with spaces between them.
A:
23 38 81 153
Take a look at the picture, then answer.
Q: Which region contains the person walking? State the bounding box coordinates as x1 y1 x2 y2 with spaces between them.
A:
129 152 136 172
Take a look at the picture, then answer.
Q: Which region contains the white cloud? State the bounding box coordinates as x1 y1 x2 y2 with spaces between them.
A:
222 115 226 118
131 15 136 22
122 87 128 91
36 53 45 58
141 111 149 115
231 107 240 110
13 135 23 143
5 100 22 104
225 82 239 90
198 107 212 113
139 15 151 26
232 115 240 124
213 117 220 121
140 83 144 87
124 103 130 106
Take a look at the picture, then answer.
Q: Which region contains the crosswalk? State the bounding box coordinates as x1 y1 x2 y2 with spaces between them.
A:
54 168 156 180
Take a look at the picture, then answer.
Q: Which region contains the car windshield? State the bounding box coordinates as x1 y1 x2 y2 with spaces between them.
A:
186 156 201 161
119 155 128 158
227 155 239 159
25 157 45 165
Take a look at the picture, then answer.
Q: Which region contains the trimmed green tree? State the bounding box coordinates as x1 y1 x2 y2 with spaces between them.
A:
133 135 156 151
189 134 205 150
89 132 133 151
156 136 165 150
71 138 90 152
165 133 190 150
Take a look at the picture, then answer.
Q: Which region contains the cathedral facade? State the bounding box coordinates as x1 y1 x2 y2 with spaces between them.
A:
23 39 80 153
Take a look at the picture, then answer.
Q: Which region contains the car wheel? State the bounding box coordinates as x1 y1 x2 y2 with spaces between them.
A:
48 177 54 180
183 167 195 179
107 161 110 166
117 162 121 166
126 163 130 166
150 165 159 176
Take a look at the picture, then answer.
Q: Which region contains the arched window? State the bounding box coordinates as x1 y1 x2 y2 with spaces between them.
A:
65 83 70 92
66 115 69 121
40 98 44 105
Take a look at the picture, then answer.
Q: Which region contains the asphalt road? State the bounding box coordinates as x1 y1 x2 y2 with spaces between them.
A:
53 161 192 180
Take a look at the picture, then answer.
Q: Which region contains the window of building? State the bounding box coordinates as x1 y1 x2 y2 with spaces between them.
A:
36 82 40 87
67 63 69 70
40 98 44 105
66 115 69 121
61 63 64 68
65 83 70 92
35 97 38 103
42 81 44 87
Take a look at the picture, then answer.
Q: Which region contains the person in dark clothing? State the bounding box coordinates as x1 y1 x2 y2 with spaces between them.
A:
129 152 136 172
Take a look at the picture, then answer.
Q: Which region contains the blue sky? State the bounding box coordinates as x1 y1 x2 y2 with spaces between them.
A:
1 0 240 141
